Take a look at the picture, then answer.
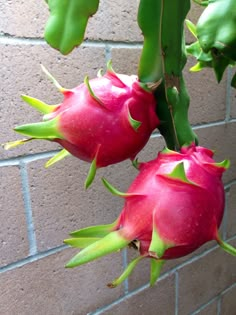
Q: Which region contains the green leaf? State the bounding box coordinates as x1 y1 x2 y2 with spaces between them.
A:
44 0 100 54
190 62 205 72
45 149 71 168
185 19 197 39
186 42 202 58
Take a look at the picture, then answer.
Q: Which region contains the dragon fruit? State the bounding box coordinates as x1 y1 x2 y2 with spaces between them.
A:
7 62 159 187
64 144 236 287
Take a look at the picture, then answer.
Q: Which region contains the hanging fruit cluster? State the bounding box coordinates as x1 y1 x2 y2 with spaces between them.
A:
5 0 236 287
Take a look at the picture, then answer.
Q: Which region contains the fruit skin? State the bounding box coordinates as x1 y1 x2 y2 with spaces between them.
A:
13 65 159 169
53 70 159 167
65 144 232 287
114 144 227 258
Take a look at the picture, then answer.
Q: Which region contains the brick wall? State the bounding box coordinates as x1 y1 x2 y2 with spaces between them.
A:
0 1 235 314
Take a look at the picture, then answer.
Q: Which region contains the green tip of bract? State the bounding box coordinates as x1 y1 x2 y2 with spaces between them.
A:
45 149 71 168
106 60 114 73
166 162 198 186
14 117 63 140
84 75 105 107
150 259 165 286
65 231 129 268
107 256 144 288
185 19 197 39
128 107 142 131
3 138 34 150
41 64 67 93
215 159 230 170
21 94 57 114
102 178 128 197
84 157 97 189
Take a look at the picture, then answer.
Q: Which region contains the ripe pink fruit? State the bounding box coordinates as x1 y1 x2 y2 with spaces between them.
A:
10 63 159 187
64 144 235 287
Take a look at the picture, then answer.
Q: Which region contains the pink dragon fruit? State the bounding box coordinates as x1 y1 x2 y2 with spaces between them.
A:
64 144 235 287
8 62 159 187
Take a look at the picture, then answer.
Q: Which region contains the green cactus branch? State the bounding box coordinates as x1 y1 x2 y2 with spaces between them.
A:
138 0 197 150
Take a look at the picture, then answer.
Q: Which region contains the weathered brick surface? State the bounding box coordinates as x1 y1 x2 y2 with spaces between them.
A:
0 249 124 315
0 166 28 267
230 85 236 118
0 0 141 42
101 274 175 315
221 285 236 315
111 47 142 75
0 1 235 315
195 123 236 184
27 136 164 252
186 58 227 125
0 43 105 159
227 184 236 238
178 240 236 315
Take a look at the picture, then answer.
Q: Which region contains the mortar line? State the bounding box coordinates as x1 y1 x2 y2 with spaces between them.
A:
0 150 60 167
225 67 232 122
217 298 221 315
19 161 37 256
88 271 174 315
105 44 112 64
121 249 129 294
222 191 230 240
0 34 143 48
0 245 67 274
175 271 179 315
190 296 219 315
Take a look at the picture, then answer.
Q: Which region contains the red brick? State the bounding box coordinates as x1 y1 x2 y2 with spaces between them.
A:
0 166 28 267
0 248 124 315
